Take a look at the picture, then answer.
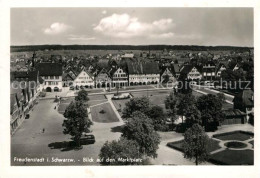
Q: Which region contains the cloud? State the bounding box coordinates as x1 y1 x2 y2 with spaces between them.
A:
93 13 175 38
44 22 71 35
68 35 95 41
149 32 174 39
102 10 107 15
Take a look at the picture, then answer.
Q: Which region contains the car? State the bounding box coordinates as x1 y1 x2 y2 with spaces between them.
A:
25 114 30 119
69 86 75 90
80 134 95 144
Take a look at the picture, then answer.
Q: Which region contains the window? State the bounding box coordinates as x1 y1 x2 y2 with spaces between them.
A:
45 76 48 79
48 81 51 85
55 76 59 79
50 76 54 79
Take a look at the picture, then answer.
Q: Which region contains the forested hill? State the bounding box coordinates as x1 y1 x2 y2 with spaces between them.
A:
10 45 253 52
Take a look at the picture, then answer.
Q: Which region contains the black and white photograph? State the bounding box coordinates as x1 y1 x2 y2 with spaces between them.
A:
1 1 259 177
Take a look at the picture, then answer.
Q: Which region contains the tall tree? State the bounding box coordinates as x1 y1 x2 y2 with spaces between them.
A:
99 138 141 165
147 105 168 131
196 94 224 131
177 93 198 124
122 111 160 158
183 124 209 165
165 92 178 129
176 79 192 94
75 89 89 102
62 101 93 147
122 97 151 119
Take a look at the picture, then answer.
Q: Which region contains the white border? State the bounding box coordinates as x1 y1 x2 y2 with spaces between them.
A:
0 0 259 178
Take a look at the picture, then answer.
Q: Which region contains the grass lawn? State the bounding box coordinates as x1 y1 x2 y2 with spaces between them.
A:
90 103 119 123
88 95 106 101
132 90 170 108
58 97 74 114
167 138 221 153
112 99 131 116
213 131 254 141
209 149 254 165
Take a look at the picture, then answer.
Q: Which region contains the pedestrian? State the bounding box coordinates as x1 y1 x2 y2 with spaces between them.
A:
42 128 45 133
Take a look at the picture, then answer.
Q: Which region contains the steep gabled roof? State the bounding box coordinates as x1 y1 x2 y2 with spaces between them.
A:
37 63 62 76
127 61 160 75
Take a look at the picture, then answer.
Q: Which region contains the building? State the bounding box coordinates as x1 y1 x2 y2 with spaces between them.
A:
121 53 134 60
172 64 181 79
202 61 216 81
221 109 247 125
215 62 228 78
37 63 63 92
160 66 176 83
233 89 254 121
74 69 95 88
109 66 128 87
180 65 202 81
127 62 160 86
95 68 112 88
10 86 24 134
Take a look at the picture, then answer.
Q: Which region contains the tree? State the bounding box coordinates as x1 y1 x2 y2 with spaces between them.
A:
162 74 170 83
216 92 226 104
99 138 141 165
176 79 192 94
183 124 209 165
196 94 224 131
122 111 160 158
122 97 151 119
147 105 168 131
75 90 89 102
62 101 93 147
177 94 198 124
165 92 178 129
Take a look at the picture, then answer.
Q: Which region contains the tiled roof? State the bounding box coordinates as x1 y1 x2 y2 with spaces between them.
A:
37 63 62 76
172 64 180 74
127 61 160 75
223 109 246 117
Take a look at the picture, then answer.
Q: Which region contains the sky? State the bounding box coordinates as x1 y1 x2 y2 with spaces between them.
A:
11 8 253 47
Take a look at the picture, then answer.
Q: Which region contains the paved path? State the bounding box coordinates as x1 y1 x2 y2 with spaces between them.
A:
105 94 125 124
192 86 234 104
193 89 233 105
11 99 122 166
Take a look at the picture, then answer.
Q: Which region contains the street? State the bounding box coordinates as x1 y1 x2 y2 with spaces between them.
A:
11 99 122 166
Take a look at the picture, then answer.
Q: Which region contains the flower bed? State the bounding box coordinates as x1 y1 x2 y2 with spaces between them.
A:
112 93 131 100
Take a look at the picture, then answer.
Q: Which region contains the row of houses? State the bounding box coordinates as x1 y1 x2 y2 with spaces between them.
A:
12 60 237 93
10 71 42 134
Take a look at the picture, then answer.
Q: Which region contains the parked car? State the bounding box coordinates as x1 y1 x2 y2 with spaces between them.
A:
80 134 95 144
69 86 75 90
25 114 30 119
